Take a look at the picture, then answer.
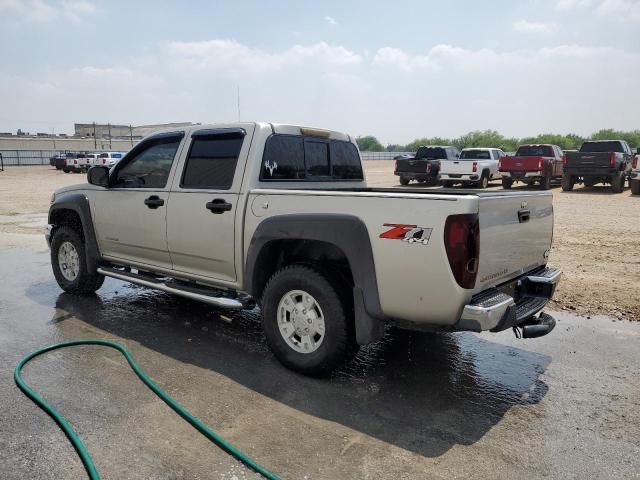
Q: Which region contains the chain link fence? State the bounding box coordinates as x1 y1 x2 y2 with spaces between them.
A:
0 150 59 166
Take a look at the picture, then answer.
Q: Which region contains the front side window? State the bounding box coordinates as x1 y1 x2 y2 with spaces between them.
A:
112 137 181 188
181 133 244 189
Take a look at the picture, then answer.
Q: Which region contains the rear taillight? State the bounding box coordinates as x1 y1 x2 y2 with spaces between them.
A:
498 159 502 170
444 213 480 289
562 152 567 167
633 156 638 169
395 160 398 171
74 160 77 165
609 152 616 167
538 159 543 170
472 162 477 173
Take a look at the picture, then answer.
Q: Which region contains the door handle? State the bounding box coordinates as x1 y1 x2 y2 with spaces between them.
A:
144 195 165 209
206 198 232 214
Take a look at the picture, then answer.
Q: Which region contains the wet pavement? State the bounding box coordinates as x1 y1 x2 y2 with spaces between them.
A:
1 248 639 479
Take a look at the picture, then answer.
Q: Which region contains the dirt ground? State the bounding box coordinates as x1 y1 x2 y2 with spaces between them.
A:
1 164 639 320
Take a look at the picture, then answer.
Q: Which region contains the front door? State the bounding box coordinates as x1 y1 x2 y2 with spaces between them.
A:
167 128 248 283
93 133 184 270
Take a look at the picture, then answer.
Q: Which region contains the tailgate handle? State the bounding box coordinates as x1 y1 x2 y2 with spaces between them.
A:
518 209 531 223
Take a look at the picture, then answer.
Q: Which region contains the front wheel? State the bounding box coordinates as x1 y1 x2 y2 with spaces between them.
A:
502 177 513 189
261 265 358 376
561 174 575 191
51 226 104 293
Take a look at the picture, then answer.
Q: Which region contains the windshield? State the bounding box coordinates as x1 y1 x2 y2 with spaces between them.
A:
579 141 624 153
460 150 491 160
516 145 553 157
415 147 447 160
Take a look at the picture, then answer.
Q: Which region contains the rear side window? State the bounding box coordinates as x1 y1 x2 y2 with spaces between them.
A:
182 132 244 189
516 146 553 156
579 141 624 153
261 134 363 181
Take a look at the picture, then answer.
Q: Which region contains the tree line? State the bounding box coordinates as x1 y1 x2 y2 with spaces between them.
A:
356 129 640 153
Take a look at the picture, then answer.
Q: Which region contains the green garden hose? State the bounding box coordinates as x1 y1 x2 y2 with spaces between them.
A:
14 339 280 480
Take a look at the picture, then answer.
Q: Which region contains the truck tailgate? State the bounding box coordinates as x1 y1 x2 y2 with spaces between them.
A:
396 158 431 174
500 156 544 171
475 192 553 291
566 152 611 169
441 160 472 175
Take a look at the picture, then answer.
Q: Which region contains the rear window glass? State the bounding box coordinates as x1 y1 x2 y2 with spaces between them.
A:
415 147 447 160
516 146 553 157
460 150 491 160
113 153 122 159
261 135 363 181
182 135 244 189
579 141 624 153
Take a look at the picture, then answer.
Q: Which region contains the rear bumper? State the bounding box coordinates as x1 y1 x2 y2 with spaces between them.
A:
394 171 438 179
440 173 479 182
564 167 617 177
458 266 561 333
501 170 542 179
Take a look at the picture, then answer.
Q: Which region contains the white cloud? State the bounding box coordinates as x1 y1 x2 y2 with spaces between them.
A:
0 0 95 23
324 15 338 26
512 19 558 34
556 0 640 19
167 40 362 74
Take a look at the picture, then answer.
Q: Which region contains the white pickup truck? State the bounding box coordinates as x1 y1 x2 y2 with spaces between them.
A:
440 147 504 188
46 123 560 375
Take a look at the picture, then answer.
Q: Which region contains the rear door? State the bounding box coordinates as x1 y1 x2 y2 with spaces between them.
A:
166 127 252 284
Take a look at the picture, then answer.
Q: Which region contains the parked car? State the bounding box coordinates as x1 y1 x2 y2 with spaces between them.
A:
47 122 560 375
439 148 504 188
95 151 125 168
394 146 459 186
86 153 100 167
562 140 633 192
63 153 91 173
630 148 640 195
499 144 563 190
50 152 74 170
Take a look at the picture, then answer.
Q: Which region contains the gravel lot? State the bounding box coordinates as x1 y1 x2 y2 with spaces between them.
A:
1 164 638 321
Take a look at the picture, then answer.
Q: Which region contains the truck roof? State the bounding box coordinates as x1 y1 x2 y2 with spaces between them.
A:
143 122 352 143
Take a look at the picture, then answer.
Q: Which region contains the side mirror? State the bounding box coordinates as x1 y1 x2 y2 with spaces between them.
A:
87 166 109 187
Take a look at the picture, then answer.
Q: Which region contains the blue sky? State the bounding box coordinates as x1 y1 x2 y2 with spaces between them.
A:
1 0 638 144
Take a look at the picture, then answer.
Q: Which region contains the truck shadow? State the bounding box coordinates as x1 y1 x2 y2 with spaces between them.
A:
30 283 551 459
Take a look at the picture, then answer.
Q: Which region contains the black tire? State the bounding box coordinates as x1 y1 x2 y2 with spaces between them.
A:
611 172 624 193
424 177 439 187
561 174 574 191
399 176 410 186
63 168 70 173
540 174 551 190
477 173 489 189
417 179 426 184
631 180 640 195
261 265 358 376
441 180 453 188
502 177 513 189
51 226 104 294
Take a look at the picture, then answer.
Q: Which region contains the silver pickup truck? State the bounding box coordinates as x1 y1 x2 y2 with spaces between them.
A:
47 122 561 375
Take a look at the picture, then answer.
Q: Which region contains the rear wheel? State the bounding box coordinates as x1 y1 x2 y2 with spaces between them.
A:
51 226 104 294
501 177 513 189
561 174 575 191
441 180 453 188
261 265 358 376
611 172 625 193
477 173 489 189
630 179 640 195
399 176 410 186
540 174 551 190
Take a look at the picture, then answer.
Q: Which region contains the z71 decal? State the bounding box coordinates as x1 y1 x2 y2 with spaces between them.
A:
379 224 433 245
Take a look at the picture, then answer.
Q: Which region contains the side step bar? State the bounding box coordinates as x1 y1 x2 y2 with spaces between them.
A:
97 267 245 310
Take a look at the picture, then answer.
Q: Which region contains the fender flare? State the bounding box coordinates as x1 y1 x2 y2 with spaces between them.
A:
245 214 385 345
49 192 101 272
